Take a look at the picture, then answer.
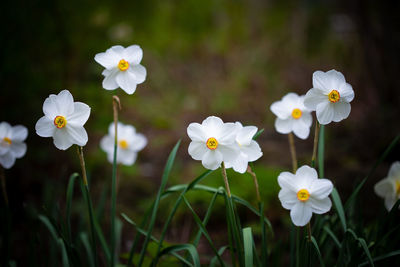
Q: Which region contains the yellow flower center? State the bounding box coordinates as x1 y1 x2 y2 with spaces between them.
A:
292 108 302 119
119 140 129 149
206 137 218 150
3 137 12 145
54 116 67 129
118 59 129 71
328 90 340 103
297 189 310 202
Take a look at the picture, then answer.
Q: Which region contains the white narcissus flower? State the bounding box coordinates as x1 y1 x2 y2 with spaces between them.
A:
304 69 355 125
270 93 313 139
374 161 400 211
0 122 28 169
278 165 333 226
187 116 239 170
100 122 147 166
224 122 263 173
35 90 91 150
94 45 147 94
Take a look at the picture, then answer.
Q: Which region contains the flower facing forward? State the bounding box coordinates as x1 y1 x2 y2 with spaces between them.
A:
270 93 312 139
304 70 354 125
278 165 333 226
94 45 147 94
0 122 28 169
100 122 147 165
35 90 91 150
374 161 400 211
187 116 239 170
224 122 262 173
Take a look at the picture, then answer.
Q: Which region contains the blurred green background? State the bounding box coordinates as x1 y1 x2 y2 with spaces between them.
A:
1 0 400 264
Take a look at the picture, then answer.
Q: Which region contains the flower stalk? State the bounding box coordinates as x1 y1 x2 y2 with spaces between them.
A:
247 165 261 203
288 133 298 172
221 162 231 198
311 122 320 168
0 166 8 206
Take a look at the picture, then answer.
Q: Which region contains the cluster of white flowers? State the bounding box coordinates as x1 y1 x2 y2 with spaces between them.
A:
0 122 28 169
187 116 262 173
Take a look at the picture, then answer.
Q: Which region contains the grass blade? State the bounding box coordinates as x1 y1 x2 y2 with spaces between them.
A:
346 229 374 266
359 250 400 267
310 236 325 267
331 187 347 232
243 227 253 267
66 173 78 243
138 140 181 266
253 129 264 140
323 226 341 248
80 232 95 267
193 190 219 246
159 244 200 267
258 202 268 266
210 246 228 267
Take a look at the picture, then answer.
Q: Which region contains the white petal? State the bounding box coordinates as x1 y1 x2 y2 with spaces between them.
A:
11 125 28 142
292 120 310 140
188 141 208 160
326 70 346 89
110 45 125 54
68 102 91 126
339 82 354 102
218 144 239 163
53 129 74 150
241 141 262 162
130 133 147 151
0 122 11 138
187 123 207 142
316 102 334 125
278 188 298 210
0 152 16 169
100 135 114 154
10 142 27 158
332 102 351 122
123 45 143 64
301 111 313 127
309 197 332 214
290 202 313 227
35 116 56 137
102 69 120 90
274 118 292 134
66 125 88 147
278 172 297 192
295 165 318 189
201 150 223 170
202 116 224 132
384 197 398 211
43 94 60 118
94 51 119 69
128 64 147 84
310 179 333 199
116 71 137 94
374 179 394 198
118 149 137 165
270 100 291 119
218 123 239 145
303 88 327 111
230 153 249 173
0 144 9 156
388 162 400 178
236 126 257 146
56 90 74 116
313 71 331 93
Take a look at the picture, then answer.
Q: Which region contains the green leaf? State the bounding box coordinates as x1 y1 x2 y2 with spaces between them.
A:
331 187 347 232
323 226 341 248
243 227 253 267
80 233 95 267
359 250 400 267
159 244 200 267
346 229 374 267
210 246 228 267
253 129 264 140
193 190 219 246
66 173 78 243
310 236 325 267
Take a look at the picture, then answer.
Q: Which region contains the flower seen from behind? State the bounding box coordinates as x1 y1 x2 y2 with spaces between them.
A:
374 161 400 211
304 69 354 125
187 116 239 170
100 122 147 166
94 45 147 94
270 93 312 139
224 122 262 173
0 122 28 169
35 90 91 150
278 165 333 226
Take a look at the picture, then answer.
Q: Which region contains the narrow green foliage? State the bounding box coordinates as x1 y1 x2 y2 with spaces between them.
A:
331 188 347 232
158 244 200 267
310 236 325 267
253 129 264 140
359 250 400 267
318 125 325 177
243 227 254 267
110 131 118 267
80 233 95 267
346 229 374 267
193 190 219 246
66 173 78 243
323 226 341 248
210 246 228 267
258 202 268 266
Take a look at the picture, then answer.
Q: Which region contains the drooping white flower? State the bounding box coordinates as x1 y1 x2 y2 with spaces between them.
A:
374 161 400 211
303 70 354 125
94 45 147 94
187 116 239 170
35 90 91 150
278 165 333 226
224 122 262 173
0 122 28 169
100 122 147 166
270 93 313 139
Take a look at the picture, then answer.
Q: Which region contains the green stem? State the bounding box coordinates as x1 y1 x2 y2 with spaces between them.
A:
221 162 231 197
288 133 298 172
311 122 320 168
247 165 261 203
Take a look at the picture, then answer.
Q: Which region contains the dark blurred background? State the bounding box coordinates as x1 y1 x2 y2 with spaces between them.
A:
1 0 400 264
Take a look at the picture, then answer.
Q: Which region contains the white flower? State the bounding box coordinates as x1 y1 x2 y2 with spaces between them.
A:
270 93 313 139
35 90 91 150
224 122 263 173
187 116 239 170
278 165 333 226
374 161 400 211
0 122 28 169
303 70 354 125
94 45 147 94
100 122 147 166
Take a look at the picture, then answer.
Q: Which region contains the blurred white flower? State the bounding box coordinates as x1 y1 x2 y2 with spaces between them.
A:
0 122 28 169
224 122 262 173
304 70 354 125
270 93 312 139
35 90 90 150
187 116 239 170
278 165 333 226
100 122 147 166
374 161 400 211
94 45 147 94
